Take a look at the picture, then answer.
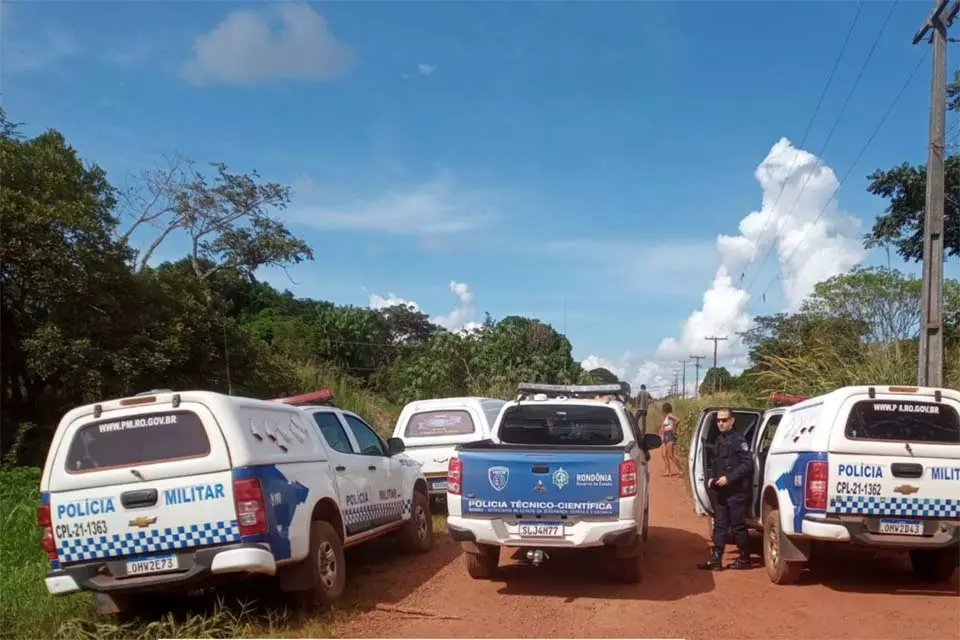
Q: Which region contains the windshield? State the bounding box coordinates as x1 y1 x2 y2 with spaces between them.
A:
498 404 623 446
405 410 476 438
844 400 960 444
65 410 211 472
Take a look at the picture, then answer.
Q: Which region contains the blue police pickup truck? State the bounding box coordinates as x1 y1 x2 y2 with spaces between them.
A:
445 382 662 583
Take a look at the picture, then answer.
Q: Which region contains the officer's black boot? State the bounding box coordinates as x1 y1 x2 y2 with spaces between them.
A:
727 551 752 570
697 548 724 571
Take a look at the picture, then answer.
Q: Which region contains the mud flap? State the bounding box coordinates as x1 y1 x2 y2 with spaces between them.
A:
779 527 811 562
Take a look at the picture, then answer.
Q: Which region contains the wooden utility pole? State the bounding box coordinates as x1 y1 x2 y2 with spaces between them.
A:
690 354 706 398
704 336 728 393
679 360 689 399
913 0 957 387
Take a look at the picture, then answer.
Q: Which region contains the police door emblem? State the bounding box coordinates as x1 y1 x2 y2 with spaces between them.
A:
534 480 547 493
552 467 569 490
488 466 510 492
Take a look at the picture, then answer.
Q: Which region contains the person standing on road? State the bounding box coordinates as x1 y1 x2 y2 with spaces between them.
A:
698 407 753 571
658 402 683 477
634 384 653 433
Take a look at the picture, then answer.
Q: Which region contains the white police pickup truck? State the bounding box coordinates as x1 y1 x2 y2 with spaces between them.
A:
445 383 662 583
38 389 433 615
688 385 960 585
392 397 507 503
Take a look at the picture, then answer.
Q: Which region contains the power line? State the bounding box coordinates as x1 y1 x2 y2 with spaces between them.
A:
744 0 901 298
737 0 866 290
759 49 931 300
704 336 728 393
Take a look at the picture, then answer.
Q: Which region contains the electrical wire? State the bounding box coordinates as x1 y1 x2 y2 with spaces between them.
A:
758 49 931 300
737 0 866 289
743 0 900 296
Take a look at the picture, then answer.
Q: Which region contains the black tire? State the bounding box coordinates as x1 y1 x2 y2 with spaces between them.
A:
910 548 959 584
641 504 650 542
763 508 804 585
612 539 644 583
464 544 500 579
399 490 434 553
300 520 346 609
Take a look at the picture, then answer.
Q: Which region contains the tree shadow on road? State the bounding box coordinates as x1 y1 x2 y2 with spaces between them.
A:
799 545 960 597
493 526 716 602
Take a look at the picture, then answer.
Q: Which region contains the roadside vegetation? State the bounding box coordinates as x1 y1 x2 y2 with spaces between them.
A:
2 74 958 638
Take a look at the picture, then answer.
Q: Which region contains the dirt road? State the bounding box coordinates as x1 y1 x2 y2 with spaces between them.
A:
334 457 959 639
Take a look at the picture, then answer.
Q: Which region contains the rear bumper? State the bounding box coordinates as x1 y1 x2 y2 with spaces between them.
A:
45 543 276 596
446 516 638 549
799 515 960 549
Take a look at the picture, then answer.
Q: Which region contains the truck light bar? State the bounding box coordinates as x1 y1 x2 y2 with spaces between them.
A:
516 382 630 402
269 389 336 406
768 392 809 407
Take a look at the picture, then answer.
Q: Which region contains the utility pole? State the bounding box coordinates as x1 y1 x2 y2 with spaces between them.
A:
690 355 706 398
679 360 689 399
913 0 957 387
704 336 728 393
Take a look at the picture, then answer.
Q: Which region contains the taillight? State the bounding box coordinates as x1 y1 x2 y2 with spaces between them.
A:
619 459 638 498
447 457 462 495
805 460 829 510
37 505 57 560
233 478 267 536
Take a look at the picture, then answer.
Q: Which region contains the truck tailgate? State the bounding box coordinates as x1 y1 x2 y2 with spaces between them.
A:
459 449 623 517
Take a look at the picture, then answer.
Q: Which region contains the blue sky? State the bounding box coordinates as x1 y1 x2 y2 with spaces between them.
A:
5 0 958 394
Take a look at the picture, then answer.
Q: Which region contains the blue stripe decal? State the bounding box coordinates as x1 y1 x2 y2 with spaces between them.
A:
774 451 828 532
232 465 309 561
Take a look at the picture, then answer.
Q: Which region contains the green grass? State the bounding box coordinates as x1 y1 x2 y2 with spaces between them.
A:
291 361 401 436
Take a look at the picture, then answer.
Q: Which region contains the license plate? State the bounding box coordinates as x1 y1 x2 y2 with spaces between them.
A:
431 479 448 491
125 554 179 576
518 522 564 538
878 519 924 536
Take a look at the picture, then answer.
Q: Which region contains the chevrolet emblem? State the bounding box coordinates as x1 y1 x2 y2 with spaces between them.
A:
128 516 157 528
433 456 449 464
893 485 919 495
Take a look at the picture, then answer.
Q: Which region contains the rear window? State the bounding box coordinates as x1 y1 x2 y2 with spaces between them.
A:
65 410 211 472
845 400 960 444
498 404 623 446
405 410 476 438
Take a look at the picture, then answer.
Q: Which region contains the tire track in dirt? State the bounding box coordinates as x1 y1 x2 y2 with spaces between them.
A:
332 456 959 639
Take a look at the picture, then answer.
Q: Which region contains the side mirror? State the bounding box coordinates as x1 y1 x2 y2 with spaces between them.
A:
643 432 662 450
386 437 406 455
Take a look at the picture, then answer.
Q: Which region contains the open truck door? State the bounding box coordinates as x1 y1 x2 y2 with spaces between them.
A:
688 407 765 517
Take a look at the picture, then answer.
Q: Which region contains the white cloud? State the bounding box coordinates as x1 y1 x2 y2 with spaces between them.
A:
368 293 420 312
417 63 436 76
584 137 864 396
652 137 862 364
182 2 354 86
290 173 499 235
4 26 79 73
433 280 477 331
366 280 480 332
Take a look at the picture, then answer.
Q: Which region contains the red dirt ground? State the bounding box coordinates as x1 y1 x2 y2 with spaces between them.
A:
334 456 960 640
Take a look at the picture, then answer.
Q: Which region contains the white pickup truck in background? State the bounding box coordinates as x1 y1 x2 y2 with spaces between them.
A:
392 397 506 503
445 383 662 583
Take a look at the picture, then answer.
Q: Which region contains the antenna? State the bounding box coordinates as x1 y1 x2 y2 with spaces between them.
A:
223 322 233 396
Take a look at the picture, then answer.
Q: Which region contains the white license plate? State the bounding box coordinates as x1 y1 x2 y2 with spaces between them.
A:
431 480 448 490
878 519 924 536
518 522 564 538
125 554 179 576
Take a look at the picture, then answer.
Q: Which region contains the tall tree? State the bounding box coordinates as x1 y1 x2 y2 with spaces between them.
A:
118 153 314 279
863 73 959 261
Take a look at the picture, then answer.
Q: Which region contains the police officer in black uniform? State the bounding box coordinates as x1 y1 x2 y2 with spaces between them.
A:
698 407 753 571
